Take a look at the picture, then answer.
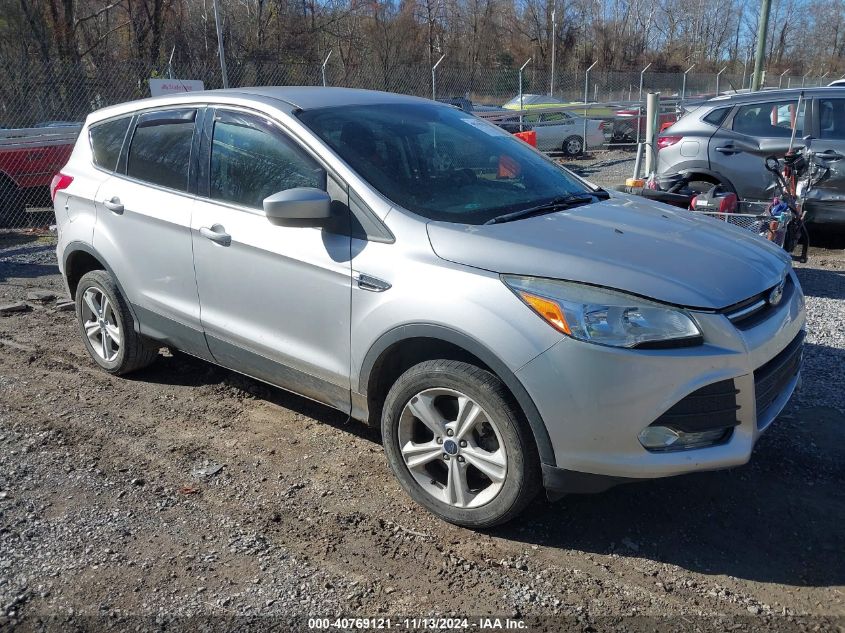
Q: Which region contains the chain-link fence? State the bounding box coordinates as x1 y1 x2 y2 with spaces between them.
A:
0 58 836 228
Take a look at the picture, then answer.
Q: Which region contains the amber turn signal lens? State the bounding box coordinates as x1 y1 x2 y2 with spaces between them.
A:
519 291 571 335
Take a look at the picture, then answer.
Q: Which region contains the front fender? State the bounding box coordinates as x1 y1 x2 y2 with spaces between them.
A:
357 323 556 466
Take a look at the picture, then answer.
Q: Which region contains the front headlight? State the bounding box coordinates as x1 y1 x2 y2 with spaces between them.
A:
502 275 702 348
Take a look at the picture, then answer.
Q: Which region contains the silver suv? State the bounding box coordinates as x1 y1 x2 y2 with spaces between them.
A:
657 87 845 228
53 88 805 527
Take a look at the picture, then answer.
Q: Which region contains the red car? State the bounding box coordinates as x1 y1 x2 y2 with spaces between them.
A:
611 105 678 142
0 124 80 225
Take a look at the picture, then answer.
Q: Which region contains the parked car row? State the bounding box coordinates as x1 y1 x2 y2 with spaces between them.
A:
439 93 679 155
656 87 845 229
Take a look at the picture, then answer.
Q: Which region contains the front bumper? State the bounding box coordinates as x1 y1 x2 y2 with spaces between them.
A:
516 269 806 486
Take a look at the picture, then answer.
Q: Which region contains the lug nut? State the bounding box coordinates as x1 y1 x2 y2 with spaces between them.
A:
446 429 454 437
457 456 465 463
459 440 467 448
443 454 450 460
436 437 443 444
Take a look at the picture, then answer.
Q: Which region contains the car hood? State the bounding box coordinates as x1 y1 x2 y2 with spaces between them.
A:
426 193 791 310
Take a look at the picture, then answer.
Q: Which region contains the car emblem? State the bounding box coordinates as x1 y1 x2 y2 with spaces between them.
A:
768 279 785 306
443 439 458 455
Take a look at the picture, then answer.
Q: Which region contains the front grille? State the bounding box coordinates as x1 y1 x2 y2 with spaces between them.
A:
754 330 804 422
651 379 740 433
723 276 794 329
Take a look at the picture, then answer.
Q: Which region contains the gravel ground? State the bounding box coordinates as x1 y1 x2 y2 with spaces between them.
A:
1 213 844 632
560 149 637 188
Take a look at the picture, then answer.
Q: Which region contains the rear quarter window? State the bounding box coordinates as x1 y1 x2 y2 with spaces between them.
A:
89 117 131 171
702 107 730 127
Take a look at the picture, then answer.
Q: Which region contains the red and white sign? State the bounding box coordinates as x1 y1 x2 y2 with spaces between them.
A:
149 79 205 97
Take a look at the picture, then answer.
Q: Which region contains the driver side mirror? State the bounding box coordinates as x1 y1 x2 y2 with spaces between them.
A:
263 188 332 223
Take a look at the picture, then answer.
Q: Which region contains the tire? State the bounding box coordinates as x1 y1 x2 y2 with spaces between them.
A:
561 135 584 156
687 177 718 195
0 177 24 227
381 360 541 528
75 270 159 375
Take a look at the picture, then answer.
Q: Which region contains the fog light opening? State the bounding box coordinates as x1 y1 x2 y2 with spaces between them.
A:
638 425 731 452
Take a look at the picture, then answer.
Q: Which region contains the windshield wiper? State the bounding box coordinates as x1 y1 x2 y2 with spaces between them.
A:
483 194 596 225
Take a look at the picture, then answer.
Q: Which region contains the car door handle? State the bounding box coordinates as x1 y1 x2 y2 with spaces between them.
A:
103 197 124 214
715 145 739 155
199 225 231 246
355 272 391 292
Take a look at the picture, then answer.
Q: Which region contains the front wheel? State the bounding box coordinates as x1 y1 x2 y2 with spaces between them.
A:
381 360 541 528
561 135 584 156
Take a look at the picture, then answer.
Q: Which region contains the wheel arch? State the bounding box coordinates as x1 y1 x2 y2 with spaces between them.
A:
679 167 737 193
357 324 555 466
63 241 141 330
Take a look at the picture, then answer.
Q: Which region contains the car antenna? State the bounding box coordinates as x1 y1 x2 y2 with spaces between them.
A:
787 91 804 155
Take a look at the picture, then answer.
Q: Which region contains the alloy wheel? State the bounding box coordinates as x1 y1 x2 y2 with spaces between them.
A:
564 136 583 155
397 388 507 509
81 287 121 362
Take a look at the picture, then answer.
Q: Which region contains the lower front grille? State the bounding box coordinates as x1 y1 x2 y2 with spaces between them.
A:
651 379 740 433
754 330 805 423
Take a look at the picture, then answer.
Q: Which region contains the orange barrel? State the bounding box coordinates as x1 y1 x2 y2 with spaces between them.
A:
513 130 537 147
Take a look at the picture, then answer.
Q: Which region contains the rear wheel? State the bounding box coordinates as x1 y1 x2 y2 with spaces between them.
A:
561 135 584 156
381 360 541 528
75 270 159 375
687 176 719 195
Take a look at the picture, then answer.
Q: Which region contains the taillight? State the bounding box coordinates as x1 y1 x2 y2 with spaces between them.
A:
50 172 73 202
657 136 682 151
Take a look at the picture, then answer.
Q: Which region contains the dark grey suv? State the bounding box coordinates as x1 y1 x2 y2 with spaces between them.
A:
657 87 845 228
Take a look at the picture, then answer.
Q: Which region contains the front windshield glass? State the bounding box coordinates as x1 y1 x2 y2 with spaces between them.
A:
297 103 594 224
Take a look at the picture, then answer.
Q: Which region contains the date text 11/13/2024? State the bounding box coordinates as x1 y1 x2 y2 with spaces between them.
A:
308 617 527 630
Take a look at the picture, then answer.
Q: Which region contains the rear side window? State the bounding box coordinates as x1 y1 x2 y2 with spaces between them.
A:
89 117 131 171
702 107 730 127
209 111 325 209
732 100 804 137
127 109 196 191
819 99 845 140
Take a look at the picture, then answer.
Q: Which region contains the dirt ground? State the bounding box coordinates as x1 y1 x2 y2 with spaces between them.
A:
1 230 843 633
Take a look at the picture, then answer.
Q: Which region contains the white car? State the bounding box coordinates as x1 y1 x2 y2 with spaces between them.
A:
497 111 608 155
525 111 609 155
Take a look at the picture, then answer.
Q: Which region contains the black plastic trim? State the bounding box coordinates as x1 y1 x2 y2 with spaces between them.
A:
648 378 740 434
634 335 704 350
131 303 213 363
207 335 351 414
542 463 634 500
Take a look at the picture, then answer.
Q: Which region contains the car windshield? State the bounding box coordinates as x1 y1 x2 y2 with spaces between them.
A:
297 103 593 224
